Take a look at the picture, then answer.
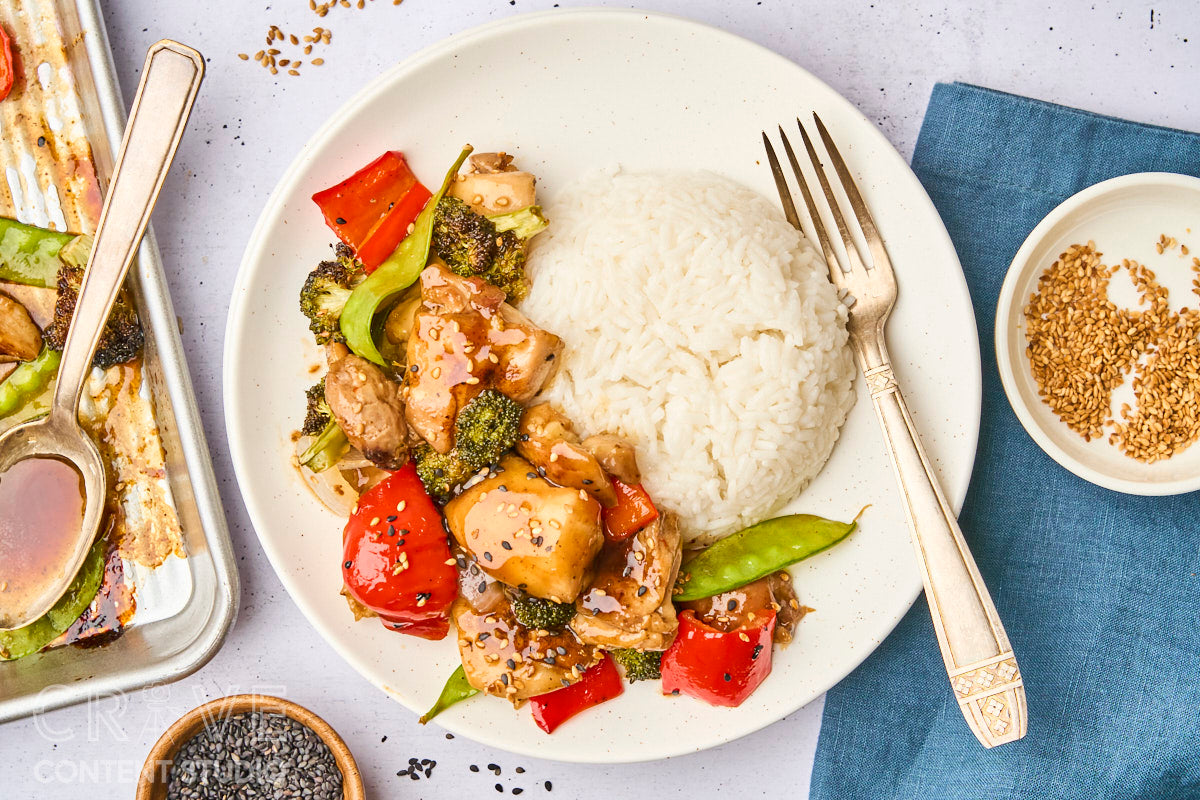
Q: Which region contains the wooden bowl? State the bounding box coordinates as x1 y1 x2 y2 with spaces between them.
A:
136 694 365 800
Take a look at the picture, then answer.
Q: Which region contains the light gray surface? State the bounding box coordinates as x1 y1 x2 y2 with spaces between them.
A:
6 0 1198 795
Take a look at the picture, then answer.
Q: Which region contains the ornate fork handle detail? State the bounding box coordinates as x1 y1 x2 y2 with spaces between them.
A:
862 343 1027 748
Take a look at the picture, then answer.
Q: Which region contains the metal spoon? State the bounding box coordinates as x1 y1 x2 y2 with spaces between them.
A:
0 41 204 631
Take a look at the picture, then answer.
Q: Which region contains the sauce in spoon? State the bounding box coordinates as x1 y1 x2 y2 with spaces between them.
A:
0 457 86 618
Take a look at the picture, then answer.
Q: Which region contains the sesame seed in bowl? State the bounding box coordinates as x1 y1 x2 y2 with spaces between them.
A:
995 171 1200 495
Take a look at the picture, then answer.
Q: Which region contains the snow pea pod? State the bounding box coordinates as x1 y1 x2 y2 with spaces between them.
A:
0 348 61 419
0 217 76 288
298 418 349 473
0 536 106 661
340 146 473 366
673 513 857 601
419 664 478 724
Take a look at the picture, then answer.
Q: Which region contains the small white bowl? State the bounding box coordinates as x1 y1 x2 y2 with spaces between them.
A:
995 171 1200 495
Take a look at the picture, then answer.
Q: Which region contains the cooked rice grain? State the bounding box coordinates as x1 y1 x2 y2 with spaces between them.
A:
522 169 856 543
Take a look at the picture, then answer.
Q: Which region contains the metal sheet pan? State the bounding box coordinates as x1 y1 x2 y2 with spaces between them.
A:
0 0 238 722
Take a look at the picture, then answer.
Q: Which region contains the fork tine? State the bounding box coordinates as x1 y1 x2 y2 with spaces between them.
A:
777 125 840 275
812 112 890 272
761 131 802 232
794 118 868 273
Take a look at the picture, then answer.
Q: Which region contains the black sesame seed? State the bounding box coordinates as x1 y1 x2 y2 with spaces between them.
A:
434 467 445 477
622 566 633 577
544 655 556 665
526 471 536 479
410 364 419 373
499 485 509 492
478 581 488 593
335 217 347 225
484 551 493 562
387 525 396 536
516 767 526 774
457 556 468 569
513 789 524 795
387 515 397 522
381 735 388 742
723 673 732 682
537 466 546 477
546 780 554 791
506 658 516 669
37 136 46 147
471 765 480 772
545 353 555 360
496 784 504 792
489 763 501 774
532 536 543 546
501 541 513 550
520 434 530 442
637 585 648 597
555 646 567 656
727 599 738 611
561 678 570 687
500 674 509 685
442 518 451 533
582 478 593 485
343 561 353 569
446 733 454 739
752 644 763 660
479 632 491 641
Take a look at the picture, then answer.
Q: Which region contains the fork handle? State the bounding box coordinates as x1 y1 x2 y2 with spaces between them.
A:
863 358 1027 748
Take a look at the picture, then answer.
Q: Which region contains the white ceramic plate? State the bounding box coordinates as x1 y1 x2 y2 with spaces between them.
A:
996 172 1200 495
225 9 981 762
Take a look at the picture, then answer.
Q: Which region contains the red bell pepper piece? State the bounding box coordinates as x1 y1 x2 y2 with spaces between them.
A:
661 609 776 707
0 26 15 102
312 151 432 271
601 479 658 541
342 463 457 640
529 655 624 733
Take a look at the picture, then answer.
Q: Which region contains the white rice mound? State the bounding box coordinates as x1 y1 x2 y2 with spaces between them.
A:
522 169 856 544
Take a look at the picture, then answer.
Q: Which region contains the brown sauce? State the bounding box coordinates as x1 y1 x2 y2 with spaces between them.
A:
0 457 86 612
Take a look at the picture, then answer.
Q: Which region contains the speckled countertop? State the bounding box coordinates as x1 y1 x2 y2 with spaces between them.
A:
5 0 1197 796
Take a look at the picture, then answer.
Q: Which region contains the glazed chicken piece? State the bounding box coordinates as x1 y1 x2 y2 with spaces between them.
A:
516 404 617 507
447 152 537 215
453 596 602 704
580 434 641 485
443 454 604 603
682 570 810 645
323 343 409 470
404 265 562 453
571 512 682 651
0 293 42 362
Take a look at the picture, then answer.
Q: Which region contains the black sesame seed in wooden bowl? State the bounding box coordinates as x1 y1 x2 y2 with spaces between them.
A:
137 695 364 800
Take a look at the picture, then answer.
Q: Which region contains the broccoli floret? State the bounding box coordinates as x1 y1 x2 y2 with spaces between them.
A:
432 197 530 301
510 592 575 632
300 243 365 345
610 648 662 683
454 389 522 467
482 232 530 302
413 442 480 502
302 379 332 436
489 205 548 240
43 261 143 370
432 196 497 276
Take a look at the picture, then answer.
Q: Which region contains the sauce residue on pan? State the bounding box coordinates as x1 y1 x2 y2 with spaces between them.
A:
0 457 86 612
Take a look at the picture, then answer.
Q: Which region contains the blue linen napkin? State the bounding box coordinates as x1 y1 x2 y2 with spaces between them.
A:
809 83 1200 800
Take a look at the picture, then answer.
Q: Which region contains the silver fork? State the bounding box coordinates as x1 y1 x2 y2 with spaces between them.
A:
763 115 1027 748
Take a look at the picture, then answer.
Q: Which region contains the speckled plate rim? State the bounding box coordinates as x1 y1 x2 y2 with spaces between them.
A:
994 171 1200 495
224 7 981 763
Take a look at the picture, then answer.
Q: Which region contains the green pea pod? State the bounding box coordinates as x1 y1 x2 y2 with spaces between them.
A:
0 348 61 419
419 664 479 724
299 418 349 473
673 513 858 601
0 537 107 661
0 217 76 288
340 146 473 365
